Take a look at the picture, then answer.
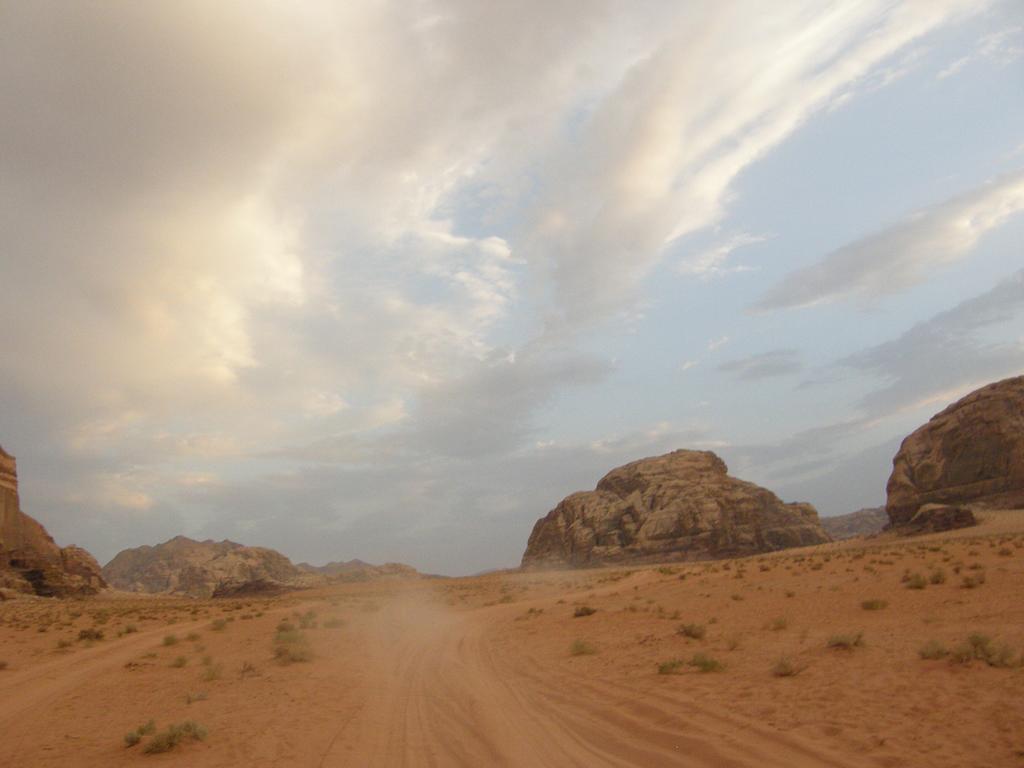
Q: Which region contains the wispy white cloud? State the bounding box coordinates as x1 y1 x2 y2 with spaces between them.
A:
752 170 1024 311
677 232 767 278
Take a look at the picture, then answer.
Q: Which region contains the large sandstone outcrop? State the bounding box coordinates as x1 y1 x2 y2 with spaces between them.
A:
0 445 106 597
521 449 829 568
102 536 314 598
886 375 1024 530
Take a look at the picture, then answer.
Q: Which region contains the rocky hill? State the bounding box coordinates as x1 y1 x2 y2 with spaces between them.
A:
820 507 888 540
296 559 419 582
102 536 312 598
0 445 105 597
521 449 829 569
886 375 1024 532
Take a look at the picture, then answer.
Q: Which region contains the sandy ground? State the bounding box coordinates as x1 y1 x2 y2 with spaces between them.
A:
2 512 1023 767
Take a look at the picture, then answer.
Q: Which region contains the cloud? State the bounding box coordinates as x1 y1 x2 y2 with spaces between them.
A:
677 232 767 278
837 268 1024 417
707 336 731 352
753 171 1024 311
0 1 998 575
718 349 803 381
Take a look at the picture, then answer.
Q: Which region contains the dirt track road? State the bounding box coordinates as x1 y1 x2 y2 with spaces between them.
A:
318 597 870 768
0 590 871 768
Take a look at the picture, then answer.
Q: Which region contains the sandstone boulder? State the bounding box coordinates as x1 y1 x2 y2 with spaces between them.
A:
0 445 106 596
886 375 1024 529
521 449 829 569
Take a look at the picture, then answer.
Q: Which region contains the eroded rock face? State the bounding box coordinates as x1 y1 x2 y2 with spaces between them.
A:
821 507 888 540
521 449 829 569
886 376 1024 529
295 559 420 582
102 536 313 598
0 446 106 596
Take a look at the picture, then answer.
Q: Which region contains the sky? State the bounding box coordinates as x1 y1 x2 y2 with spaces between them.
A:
1 1 1023 576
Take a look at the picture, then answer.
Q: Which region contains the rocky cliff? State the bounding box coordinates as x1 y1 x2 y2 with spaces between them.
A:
0 445 106 597
820 507 888 540
521 449 829 569
296 559 419 582
102 536 313 598
886 375 1024 530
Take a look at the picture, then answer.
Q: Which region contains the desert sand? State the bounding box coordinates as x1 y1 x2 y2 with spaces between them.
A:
2 511 1023 767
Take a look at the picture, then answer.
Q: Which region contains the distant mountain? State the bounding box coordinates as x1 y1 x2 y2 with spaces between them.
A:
1 445 105 597
296 559 419 581
820 507 887 540
103 535 312 598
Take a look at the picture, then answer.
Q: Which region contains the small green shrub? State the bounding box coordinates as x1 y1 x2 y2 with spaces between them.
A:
78 628 103 642
677 623 706 640
573 606 597 618
143 721 207 754
772 657 801 677
919 640 948 660
210 619 227 631
860 599 887 611
162 634 179 646
929 569 947 585
170 656 188 668
273 630 312 664
657 659 685 675
905 573 927 590
688 653 723 673
827 632 864 650
569 639 596 656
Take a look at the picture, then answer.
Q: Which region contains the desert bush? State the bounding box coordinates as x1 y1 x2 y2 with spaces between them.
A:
657 659 685 675
771 657 801 677
201 661 223 681
904 573 927 590
929 569 947 585
324 617 345 629
186 691 208 704
569 639 596 656
124 719 156 748
143 721 207 754
573 606 597 618
768 617 788 631
961 573 986 589
186 632 200 641
122 624 138 634
276 620 295 633
919 640 948 660
677 623 706 640
0 661 7 670
163 634 179 646
273 629 313 664
827 632 864 650
210 619 227 631
78 628 103 642
860 599 888 611
170 656 188 668
998 548 1012 557
688 653 723 673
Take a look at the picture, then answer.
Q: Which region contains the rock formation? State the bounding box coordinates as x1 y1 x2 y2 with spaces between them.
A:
102 536 313 598
521 449 829 569
886 375 1024 531
0 445 106 597
296 559 419 582
820 507 888 540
